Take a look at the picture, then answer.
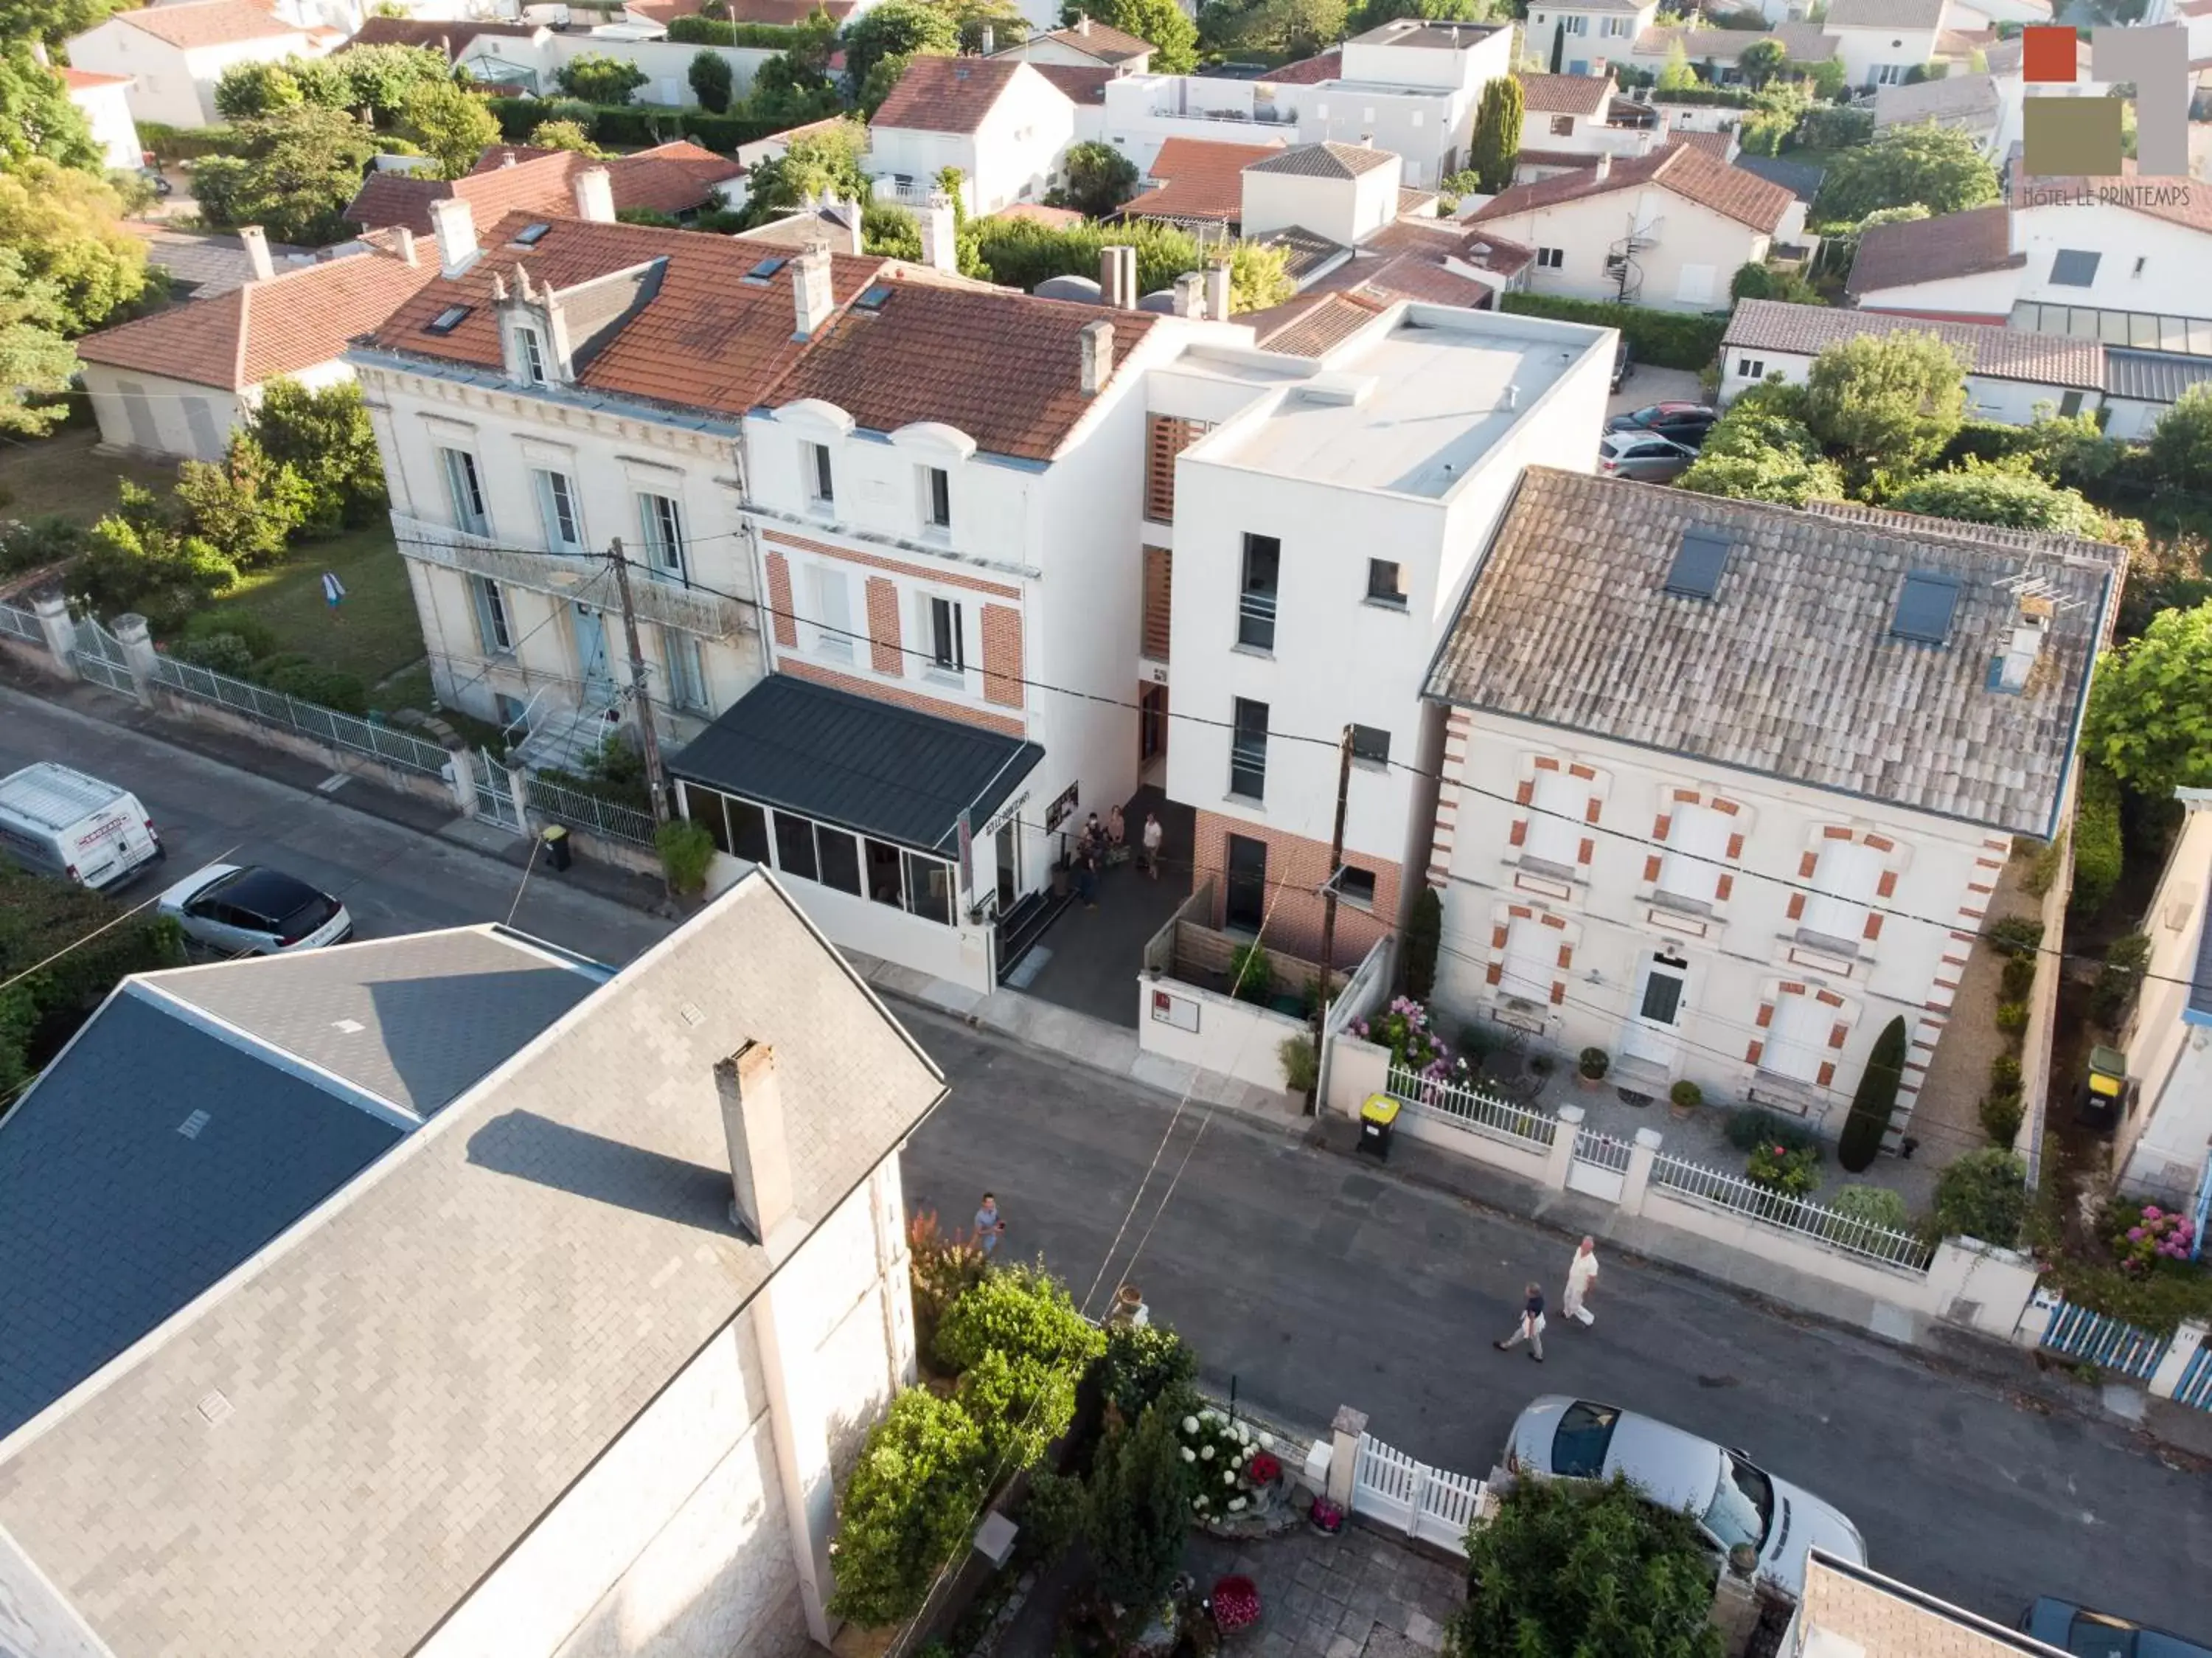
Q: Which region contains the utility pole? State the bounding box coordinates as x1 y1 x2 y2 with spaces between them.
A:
1309 724 1353 1115
607 538 670 825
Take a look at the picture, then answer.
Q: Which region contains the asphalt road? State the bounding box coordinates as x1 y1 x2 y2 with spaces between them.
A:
901 1011 2212 1639
0 687 672 967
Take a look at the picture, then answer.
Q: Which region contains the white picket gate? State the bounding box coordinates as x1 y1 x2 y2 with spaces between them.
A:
1350 1432 1484 1555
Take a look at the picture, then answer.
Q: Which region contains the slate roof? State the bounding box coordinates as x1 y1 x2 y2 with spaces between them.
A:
1517 72 1614 115
1846 203 2021 294
2104 347 2212 403
1733 151 1825 204
671 676 1043 853
339 14 540 56
1265 47 1340 82
347 142 743 237
1248 140 1399 179
1723 299 2105 388
1426 467 2118 836
1825 0 1945 27
1253 223 1349 281
126 224 311 296
114 0 302 48
76 245 434 389
1472 140 1795 233
1124 136 1285 223
872 56 1034 133
0 881 945 1658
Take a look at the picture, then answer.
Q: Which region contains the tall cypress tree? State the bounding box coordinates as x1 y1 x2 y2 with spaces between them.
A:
1470 76 1524 196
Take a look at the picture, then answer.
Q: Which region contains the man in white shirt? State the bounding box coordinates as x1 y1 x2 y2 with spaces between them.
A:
1563 1236 1600 1326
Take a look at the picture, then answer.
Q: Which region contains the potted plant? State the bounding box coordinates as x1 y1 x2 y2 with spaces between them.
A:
1576 1047 1609 1089
1307 1494 1344 1535
1669 1078 1702 1120
1528 1051 1555 1083
1209 1577 1260 1637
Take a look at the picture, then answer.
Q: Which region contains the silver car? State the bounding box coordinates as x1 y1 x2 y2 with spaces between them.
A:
158 862 352 957
1504 1396 1865 1594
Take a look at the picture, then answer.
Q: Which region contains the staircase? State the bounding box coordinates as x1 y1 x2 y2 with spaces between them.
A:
515 696 626 774
995 887 1070 985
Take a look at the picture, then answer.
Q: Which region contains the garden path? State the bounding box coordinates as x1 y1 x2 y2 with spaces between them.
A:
1185 1524 1461 1658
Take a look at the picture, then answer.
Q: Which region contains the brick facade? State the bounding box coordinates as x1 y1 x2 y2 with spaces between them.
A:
779 659 1026 739
1190 810 1398 968
980 603 1023 709
761 531 1022 600
765 550 799 648
865 577 902 675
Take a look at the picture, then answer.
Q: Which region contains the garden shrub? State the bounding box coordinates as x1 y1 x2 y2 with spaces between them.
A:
1099 1321 1196 1421
1669 1079 1703 1110
1987 915 2045 957
1930 1148 2028 1246
1829 1184 1910 1233
1837 1015 1907 1172
667 14 811 44
1989 1052 2023 1093
2023 832 2066 899
1279 1033 1318 1094
906 1208 987 1355
935 1265 1105 1380
139 120 242 160
1499 293 1725 370
1354 996 1450 1078
1402 886 1441 999
1017 1468 1086 1565
1798 103 1872 148
1726 1105 1819 1154
2070 763 2124 915
1994 1001 2028 1033
2000 953 2037 1001
957 1346 1079 1471
1647 84 1756 105
1226 940 1273 1002
170 630 260 678
827 1388 990 1628
0 514 86 577
2091 932 2151 1027
656 817 715 894
1745 1138 1820 1195
1978 1088 2023 1146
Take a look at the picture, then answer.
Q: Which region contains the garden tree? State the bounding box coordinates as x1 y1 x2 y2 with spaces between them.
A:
555 52 650 105
173 437 310 569
0 250 74 437
1402 887 1441 999
843 0 959 94
216 59 305 121
0 160 152 336
1737 36 1786 86
782 1 845 75
326 44 453 125
1084 1402 1194 1630
1227 238 1294 311
524 117 602 155
74 483 240 631
1814 122 1997 223
1799 330 1967 494
0 44 101 170
1060 0 1202 68
1728 260 1818 304
1451 1476 1724 1658
2081 600 2212 796
1061 139 1140 217
189 106 383 246
861 201 923 258
688 47 735 111
737 120 869 226
941 0 1030 52
1801 52 1846 96
1837 1016 1907 1172
246 378 389 530
0 0 125 44
825 1389 989 1628
1354 0 1484 28
400 79 500 177
1885 455 2112 537
1677 383 1846 505
2147 382 2212 493
1468 74 1522 195
1656 38 1697 90
1738 79 1806 156
2072 762 2124 915
1930 1148 2027 1246
753 49 846 122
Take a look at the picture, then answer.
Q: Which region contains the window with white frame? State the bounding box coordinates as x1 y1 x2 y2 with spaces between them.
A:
440 446 488 536
663 629 710 712
1563 14 1586 32
1500 916 1557 1002
535 469 583 554
1801 839 1883 946
1602 15 1630 34
1737 357 1765 380
1656 801 1731 909
470 576 512 653
516 324 548 386
637 492 685 579
808 563 853 659
1521 768 1586 872
923 465 951 530
1872 63 1906 83
807 441 835 507
1537 246 1564 269
1762 993 1829 1083
922 593 966 679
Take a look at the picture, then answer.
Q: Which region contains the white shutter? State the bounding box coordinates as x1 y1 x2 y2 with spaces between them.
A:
1523 769 1585 868
1801 841 1882 943
1501 918 1557 1003
1658 802 1730 906
1764 995 1827 1083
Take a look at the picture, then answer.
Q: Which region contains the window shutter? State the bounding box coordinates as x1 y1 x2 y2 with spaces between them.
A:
1145 416 1208 523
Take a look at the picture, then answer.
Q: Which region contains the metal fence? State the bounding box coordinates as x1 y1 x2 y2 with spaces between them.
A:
72 617 136 696
150 653 453 777
1649 1151 1935 1273
1389 1065 1559 1150
473 749 524 832
0 599 41 646
2037 1297 2171 1381
1573 1126 1633 1175
526 772 656 847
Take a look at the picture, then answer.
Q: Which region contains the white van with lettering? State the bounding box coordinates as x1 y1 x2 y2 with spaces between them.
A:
0 763 164 889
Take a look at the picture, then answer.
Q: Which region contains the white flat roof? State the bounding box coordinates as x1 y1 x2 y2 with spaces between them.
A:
1203 308 1603 499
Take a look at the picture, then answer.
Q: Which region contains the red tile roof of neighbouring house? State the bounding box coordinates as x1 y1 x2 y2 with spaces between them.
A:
1006 18 1153 63
1028 63 1114 104
1265 48 1340 83
60 66 131 89
114 0 303 48
77 247 435 389
1723 298 2105 388
871 56 1049 134
339 15 540 57
1241 289 1388 355
1517 72 1613 115
1846 202 2021 294
1472 140 1795 233
1121 136 1285 224
346 143 742 236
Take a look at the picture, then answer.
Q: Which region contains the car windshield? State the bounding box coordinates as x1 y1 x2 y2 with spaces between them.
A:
1551 1401 1620 1477
1701 1452 1775 1554
2063 1613 2137 1658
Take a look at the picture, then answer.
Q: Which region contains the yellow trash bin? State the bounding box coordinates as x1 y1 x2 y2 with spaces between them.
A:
1359 1092 1401 1160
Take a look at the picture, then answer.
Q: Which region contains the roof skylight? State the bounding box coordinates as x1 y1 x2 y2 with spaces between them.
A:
855 283 892 311
1662 526 1731 600
512 223 551 246
424 304 471 335
742 255 788 283
1891 570 1963 645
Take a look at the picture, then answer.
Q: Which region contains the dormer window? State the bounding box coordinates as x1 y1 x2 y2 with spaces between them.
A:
516 325 547 386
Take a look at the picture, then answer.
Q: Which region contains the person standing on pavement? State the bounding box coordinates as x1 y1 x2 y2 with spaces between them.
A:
1562 1236 1600 1326
1494 1281 1545 1361
1141 811 1164 881
975 1193 1006 1257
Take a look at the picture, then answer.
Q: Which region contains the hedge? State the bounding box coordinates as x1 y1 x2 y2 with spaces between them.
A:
1837 1015 1907 1172
1498 293 1727 370
666 14 810 45
479 95 782 149
1646 86 1756 108
139 121 243 161
2070 763 2124 915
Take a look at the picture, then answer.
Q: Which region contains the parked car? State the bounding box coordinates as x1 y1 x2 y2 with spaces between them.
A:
1503 1396 1865 1595
1599 429 1698 482
1605 401 1717 443
2019 1597 2212 1657
157 863 352 956
0 762 164 889
1610 335 1635 392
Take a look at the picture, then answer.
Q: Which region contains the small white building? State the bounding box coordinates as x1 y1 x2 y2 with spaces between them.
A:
1822 0 1950 89
2113 790 2212 1206
866 56 1077 214
1512 72 1663 178
1422 478 2118 1134
1238 141 1404 249
1845 202 2023 322
1873 70 2003 156
60 65 142 170
1470 142 1805 310
1627 21 1838 86
989 15 1153 72
76 232 433 461
1525 0 1657 77
65 0 327 128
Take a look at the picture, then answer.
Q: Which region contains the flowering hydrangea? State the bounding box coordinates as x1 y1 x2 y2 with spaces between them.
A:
1211 1576 1261 1634
2111 1201 2197 1274
1353 997 1453 1081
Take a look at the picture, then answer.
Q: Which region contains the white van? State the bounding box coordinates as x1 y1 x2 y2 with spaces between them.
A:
0 763 164 889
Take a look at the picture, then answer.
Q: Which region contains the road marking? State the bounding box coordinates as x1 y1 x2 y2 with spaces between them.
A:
316 773 350 794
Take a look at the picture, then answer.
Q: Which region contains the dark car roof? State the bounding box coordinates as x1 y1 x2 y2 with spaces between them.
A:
209 865 327 924
2023 1598 2212 1658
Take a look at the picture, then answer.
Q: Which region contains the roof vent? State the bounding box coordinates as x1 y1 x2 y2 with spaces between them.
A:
512 221 551 246
178 1109 211 1139
1663 525 1731 600
424 303 471 335
1891 569 1962 645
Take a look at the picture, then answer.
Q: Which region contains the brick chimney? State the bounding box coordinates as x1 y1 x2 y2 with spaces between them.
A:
238 224 275 282
793 240 835 339
1079 318 1114 395
714 1041 797 1252
920 190 957 273
429 197 479 277
571 164 615 222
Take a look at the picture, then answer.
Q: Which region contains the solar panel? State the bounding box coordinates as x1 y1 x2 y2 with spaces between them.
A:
1662 527 1731 600
855 283 892 311
1891 570 1961 645
512 223 551 246
745 256 788 282
423 304 471 335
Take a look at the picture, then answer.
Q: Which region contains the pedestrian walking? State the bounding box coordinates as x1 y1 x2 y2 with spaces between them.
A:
1493 1281 1545 1362
975 1193 1006 1257
1562 1236 1599 1326
1141 811 1164 881
1071 833 1099 908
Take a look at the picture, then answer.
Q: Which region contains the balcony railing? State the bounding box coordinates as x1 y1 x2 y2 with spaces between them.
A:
391 513 749 642
1236 589 1276 651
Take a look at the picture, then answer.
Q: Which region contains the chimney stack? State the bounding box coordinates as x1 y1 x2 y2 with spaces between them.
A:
1079 318 1114 395
1999 594 2053 693
920 190 958 273
393 225 418 266
238 224 275 283
571 164 615 222
1077 11 1091 31
1099 243 1136 308
825 192 863 254
1203 259 1231 321
793 240 835 339
500 148 518 168
981 23 994 52
428 197 479 277
1593 151 1611 181
1172 271 1203 316
714 1041 796 1250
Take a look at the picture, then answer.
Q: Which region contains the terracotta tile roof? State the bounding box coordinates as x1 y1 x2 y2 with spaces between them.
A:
1029 63 1113 103
1397 187 1437 214
1253 223 1346 280
1874 69 2000 130
78 247 434 390
1428 466 2118 836
1846 202 2021 294
60 66 131 89
1472 140 1795 233
1242 289 1387 355
1265 48 1340 83
1249 140 1398 179
340 15 540 57
2012 159 2212 234
116 0 302 48
1018 18 1152 62
347 143 741 236
1675 129 1735 159
1724 298 2104 387
994 202 1088 228
1634 24 1770 59
1517 72 1613 115
871 56 1038 134
1123 136 1284 223
1514 148 1599 173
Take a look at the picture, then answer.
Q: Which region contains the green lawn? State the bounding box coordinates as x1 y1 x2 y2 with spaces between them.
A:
204 520 425 687
0 427 172 527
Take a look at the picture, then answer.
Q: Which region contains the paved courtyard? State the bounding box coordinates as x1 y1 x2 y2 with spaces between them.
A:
1186 1525 1461 1658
